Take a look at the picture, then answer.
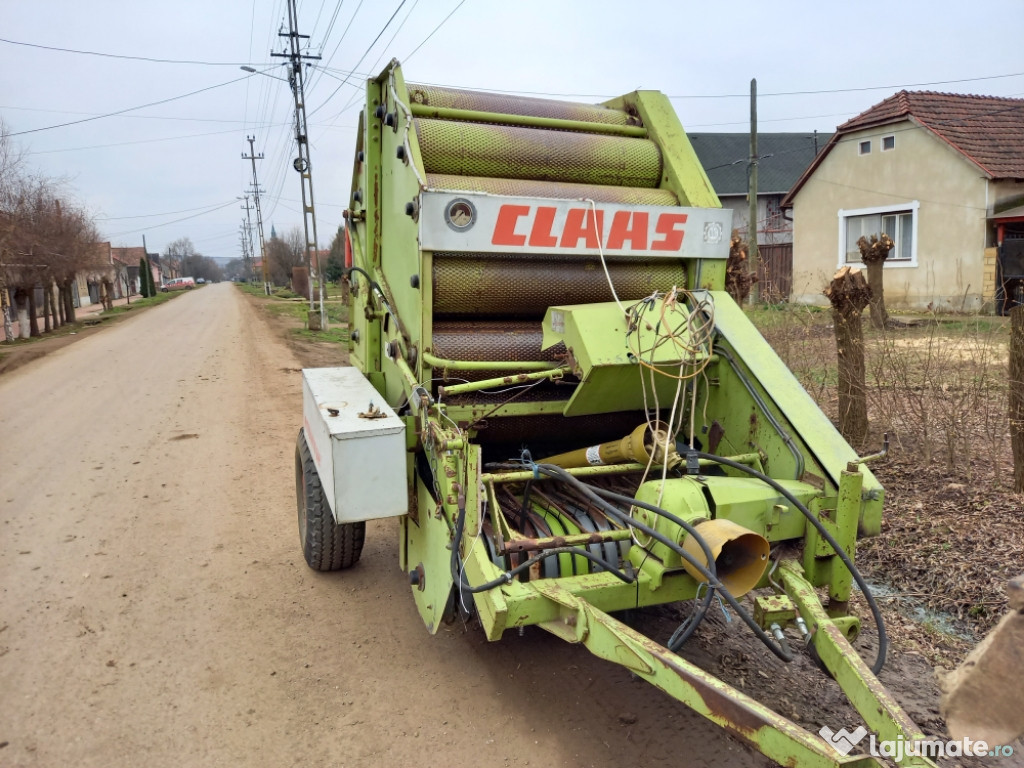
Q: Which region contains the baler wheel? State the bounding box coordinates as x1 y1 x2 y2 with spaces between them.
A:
295 429 365 571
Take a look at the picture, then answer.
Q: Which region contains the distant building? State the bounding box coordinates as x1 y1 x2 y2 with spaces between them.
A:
783 91 1024 312
690 132 829 301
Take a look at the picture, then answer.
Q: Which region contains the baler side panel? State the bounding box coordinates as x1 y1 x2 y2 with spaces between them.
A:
704 291 883 536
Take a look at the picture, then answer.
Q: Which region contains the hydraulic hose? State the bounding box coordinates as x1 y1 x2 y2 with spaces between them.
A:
449 503 634 595
586 485 715 650
695 451 888 674
533 464 795 663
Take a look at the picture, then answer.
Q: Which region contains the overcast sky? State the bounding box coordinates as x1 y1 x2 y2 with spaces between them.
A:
2 0 1022 260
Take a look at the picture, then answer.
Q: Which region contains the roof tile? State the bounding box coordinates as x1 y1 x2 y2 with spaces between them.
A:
837 90 1024 178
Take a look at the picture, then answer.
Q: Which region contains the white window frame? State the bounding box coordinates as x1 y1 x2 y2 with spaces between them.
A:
858 140 871 155
881 134 896 151
837 201 920 269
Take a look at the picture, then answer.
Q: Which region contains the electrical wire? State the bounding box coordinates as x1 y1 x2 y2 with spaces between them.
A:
389 70 1024 103
402 0 465 63
10 74 252 137
308 0 408 119
103 200 239 238
0 36 260 66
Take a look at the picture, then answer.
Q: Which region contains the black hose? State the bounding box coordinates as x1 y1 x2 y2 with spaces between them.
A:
585 485 715 651
534 464 795 663
473 464 715 650
695 451 888 674
449 504 634 595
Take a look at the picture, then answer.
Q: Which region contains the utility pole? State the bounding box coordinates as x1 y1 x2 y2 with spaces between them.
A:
748 78 760 304
243 136 270 294
238 223 250 280
239 195 257 282
272 0 325 330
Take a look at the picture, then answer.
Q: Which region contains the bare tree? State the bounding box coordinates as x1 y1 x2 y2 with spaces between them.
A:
0 120 28 341
825 266 872 445
267 226 305 287
3 176 100 333
857 233 894 329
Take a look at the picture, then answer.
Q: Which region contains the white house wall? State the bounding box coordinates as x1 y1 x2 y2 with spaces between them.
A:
791 120 989 310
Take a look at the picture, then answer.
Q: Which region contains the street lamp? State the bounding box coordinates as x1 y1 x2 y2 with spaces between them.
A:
240 66 289 84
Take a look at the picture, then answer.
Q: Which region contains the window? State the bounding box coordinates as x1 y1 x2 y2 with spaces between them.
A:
859 140 871 155
838 202 919 267
882 134 895 151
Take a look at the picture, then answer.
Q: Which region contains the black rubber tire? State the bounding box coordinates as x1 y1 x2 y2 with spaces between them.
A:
295 428 365 571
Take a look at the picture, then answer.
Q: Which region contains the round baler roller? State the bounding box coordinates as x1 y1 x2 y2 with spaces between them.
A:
407 84 640 127
432 320 561 364
414 118 663 188
432 253 688 319
426 174 676 206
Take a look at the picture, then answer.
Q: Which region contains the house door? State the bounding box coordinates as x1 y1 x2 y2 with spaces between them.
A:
997 232 1024 315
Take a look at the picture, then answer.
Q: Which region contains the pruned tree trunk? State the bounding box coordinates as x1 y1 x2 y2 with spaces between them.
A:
62 278 77 323
1011 306 1024 493
1 278 14 342
51 282 61 328
725 229 757 304
825 266 872 445
43 283 51 332
27 286 39 337
858 234 894 329
14 288 30 339
865 259 886 328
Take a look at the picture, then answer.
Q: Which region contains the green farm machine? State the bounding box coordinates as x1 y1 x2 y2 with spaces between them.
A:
296 61 937 767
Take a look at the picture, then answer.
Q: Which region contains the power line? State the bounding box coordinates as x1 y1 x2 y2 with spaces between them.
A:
318 0 348 50
104 200 239 238
308 0 365 98
97 201 240 221
308 0 408 119
9 74 252 136
403 0 465 62
329 0 463 119
397 70 1024 102
0 36 254 66
1 104 287 128
28 126 292 155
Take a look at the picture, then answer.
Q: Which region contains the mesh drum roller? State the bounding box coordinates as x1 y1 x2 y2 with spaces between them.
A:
432 321 562 363
415 119 663 188
426 174 676 206
407 84 639 127
433 254 688 318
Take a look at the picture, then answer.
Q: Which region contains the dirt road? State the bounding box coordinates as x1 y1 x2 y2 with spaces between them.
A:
0 283 764 767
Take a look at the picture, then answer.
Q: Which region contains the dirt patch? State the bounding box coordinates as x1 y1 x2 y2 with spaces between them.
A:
240 290 349 369
0 322 112 376
860 456 1022 643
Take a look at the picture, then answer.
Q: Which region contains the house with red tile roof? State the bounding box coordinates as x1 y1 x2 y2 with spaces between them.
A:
782 91 1024 313
110 246 146 296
